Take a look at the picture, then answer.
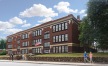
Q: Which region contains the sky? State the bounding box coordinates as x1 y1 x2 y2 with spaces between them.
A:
0 0 89 39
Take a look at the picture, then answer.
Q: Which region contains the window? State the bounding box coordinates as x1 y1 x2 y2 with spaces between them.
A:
62 46 64 53
59 35 61 42
44 50 50 53
64 22 68 29
53 47 55 53
56 36 58 42
53 26 55 32
8 44 12 49
22 49 28 54
53 36 55 42
59 24 61 31
40 30 42 35
56 24 59 31
65 34 68 41
22 41 28 47
64 46 68 52
44 42 50 47
56 46 58 53
59 46 61 53
44 31 50 39
8 37 12 42
62 35 65 41
22 33 28 39
62 23 64 30
36 31 37 36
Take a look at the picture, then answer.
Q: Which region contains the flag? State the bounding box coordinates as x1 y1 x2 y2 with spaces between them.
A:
35 42 41 46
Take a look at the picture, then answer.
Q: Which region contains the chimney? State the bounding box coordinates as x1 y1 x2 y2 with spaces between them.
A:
77 15 80 21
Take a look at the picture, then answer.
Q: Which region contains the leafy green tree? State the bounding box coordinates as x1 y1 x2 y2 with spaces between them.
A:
79 17 94 51
87 0 108 50
0 39 6 49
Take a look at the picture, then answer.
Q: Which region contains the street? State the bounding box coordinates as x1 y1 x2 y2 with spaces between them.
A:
0 60 108 66
0 61 72 66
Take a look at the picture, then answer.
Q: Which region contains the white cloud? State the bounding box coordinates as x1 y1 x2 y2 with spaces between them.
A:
0 21 14 29
79 10 86 14
83 14 87 17
22 23 31 27
20 4 58 18
54 1 78 13
9 17 26 25
38 17 52 23
4 28 22 34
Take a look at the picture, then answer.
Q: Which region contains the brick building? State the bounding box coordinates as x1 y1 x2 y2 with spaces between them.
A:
6 14 80 55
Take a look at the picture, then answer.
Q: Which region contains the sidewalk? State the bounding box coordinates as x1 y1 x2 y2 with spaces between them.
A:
0 60 108 66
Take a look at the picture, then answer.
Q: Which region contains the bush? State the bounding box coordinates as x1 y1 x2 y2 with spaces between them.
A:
0 50 6 55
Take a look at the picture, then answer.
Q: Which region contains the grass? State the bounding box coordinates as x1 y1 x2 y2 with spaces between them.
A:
32 53 108 57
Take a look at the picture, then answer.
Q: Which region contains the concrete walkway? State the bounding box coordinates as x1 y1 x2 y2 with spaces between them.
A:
0 60 108 66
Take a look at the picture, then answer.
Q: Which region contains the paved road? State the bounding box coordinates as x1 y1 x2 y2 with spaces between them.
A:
0 60 108 66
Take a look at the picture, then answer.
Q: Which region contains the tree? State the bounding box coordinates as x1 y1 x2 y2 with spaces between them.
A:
87 0 108 50
79 17 94 51
0 39 6 49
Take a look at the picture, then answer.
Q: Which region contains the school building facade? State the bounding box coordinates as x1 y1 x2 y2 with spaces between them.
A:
6 14 80 55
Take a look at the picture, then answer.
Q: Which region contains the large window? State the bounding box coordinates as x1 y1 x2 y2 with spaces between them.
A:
44 31 50 39
7 37 12 42
56 24 59 31
8 44 12 49
53 45 68 53
44 42 50 47
65 34 68 41
52 21 68 32
56 36 58 42
59 35 61 42
22 33 28 39
64 22 68 29
59 24 61 31
33 29 42 37
61 23 64 30
62 35 65 41
53 36 55 42
53 26 55 32
32 48 42 54
22 41 29 47
21 49 28 54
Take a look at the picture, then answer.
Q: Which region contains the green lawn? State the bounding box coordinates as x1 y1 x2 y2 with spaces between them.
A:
33 53 108 57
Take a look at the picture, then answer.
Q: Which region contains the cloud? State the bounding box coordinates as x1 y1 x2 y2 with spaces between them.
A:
38 17 52 23
54 1 78 13
9 17 26 25
0 21 14 29
21 23 31 27
79 10 86 14
20 4 58 18
4 28 22 34
83 14 87 17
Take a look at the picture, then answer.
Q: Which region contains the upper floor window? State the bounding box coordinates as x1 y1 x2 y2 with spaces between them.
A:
33 29 42 37
44 42 50 47
65 22 68 29
65 34 68 41
7 37 12 42
8 44 12 49
22 41 29 47
22 33 28 39
59 24 61 31
56 24 59 31
53 26 55 32
52 21 68 32
53 36 56 42
61 23 65 30
44 31 50 39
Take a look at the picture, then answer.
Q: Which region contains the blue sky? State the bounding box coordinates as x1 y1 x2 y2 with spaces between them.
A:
0 0 89 39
